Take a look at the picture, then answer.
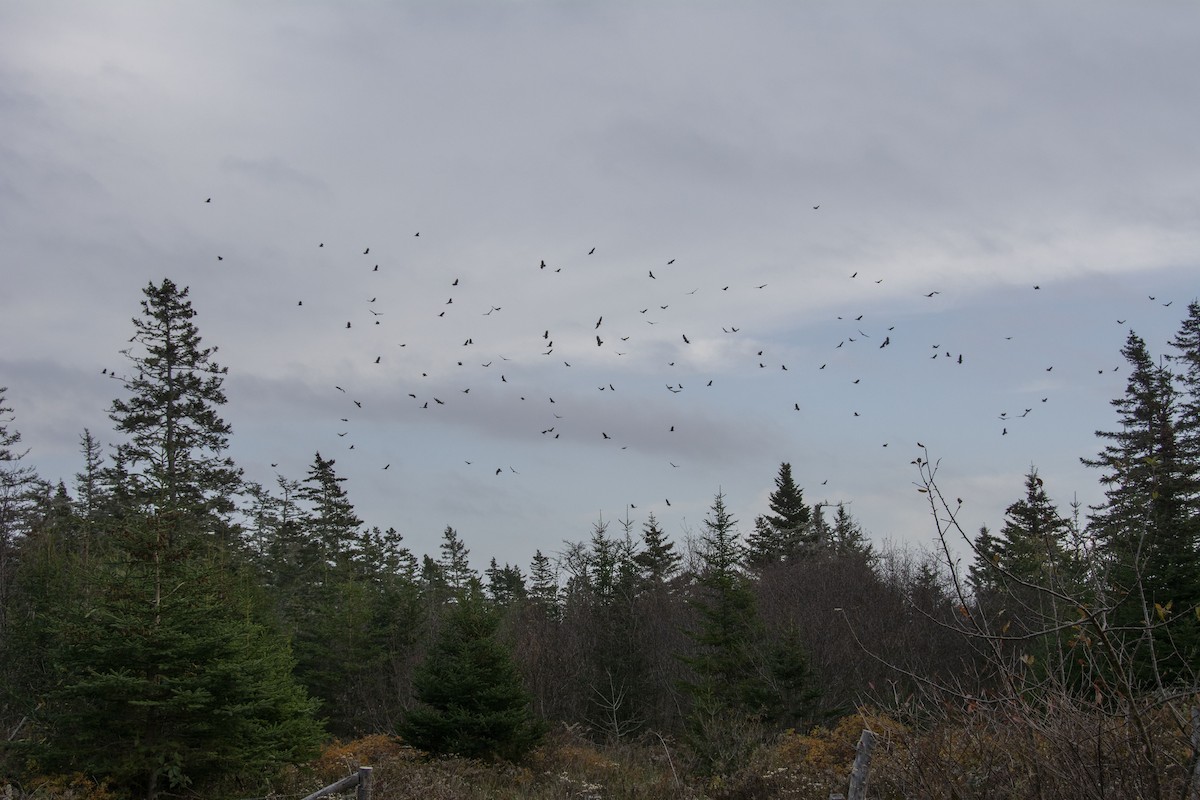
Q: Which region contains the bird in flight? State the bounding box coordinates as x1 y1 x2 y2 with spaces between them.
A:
363 247 370 255
589 247 595 255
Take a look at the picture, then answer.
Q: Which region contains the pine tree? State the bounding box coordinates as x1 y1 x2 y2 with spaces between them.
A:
633 511 680 588
1169 301 1200 521
0 389 38 648
968 525 1003 596
437 526 475 594
683 492 760 710
527 549 558 612
1083 331 1200 680
298 452 363 568
746 463 813 567
681 492 816 773
399 579 545 761
29 513 322 799
107 280 242 542
830 503 874 562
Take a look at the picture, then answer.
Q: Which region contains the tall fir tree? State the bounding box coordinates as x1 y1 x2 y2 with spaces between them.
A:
746 463 813 568
1169 300 1200 521
1083 330 1200 681
633 512 680 588
681 492 815 773
107 279 242 543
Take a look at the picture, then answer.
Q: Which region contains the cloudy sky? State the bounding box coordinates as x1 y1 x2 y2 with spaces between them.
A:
3 2 1199 571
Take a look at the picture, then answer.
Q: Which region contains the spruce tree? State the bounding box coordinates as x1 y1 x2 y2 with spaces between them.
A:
633 512 680 588
107 279 242 542
0 388 37 634
1083 331 1200 680
527 549 559 613
1169 301 1200 521
399 580 544 761
437 526 475 593
746 463 813 567
681 492 816 773
29 513 322 799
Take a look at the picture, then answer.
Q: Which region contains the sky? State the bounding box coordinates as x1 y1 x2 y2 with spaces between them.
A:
3 2 1200 573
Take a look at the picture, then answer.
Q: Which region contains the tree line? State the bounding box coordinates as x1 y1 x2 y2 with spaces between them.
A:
1 278 1198 799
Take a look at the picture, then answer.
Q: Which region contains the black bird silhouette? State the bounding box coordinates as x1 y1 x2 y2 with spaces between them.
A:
596 336 603 346
346 322 351 329
595 316 603 328
374 356 381 364
649 270 655 279
205 197 211 203
452 278 459 286
602 432 610 439
354 400 362 408
682 334 690 344
540 260 546 268
589 247 595 254
363 247 369 254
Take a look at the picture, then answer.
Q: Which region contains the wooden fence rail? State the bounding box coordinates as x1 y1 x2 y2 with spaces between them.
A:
300 766 372 800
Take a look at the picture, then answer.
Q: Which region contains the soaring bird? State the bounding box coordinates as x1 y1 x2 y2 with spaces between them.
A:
363 247 370 254
589 247 595 254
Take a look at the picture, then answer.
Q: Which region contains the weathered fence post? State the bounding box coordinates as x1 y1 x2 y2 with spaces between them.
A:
847 729 876 800
1188 706 1200 800
356 766 372 800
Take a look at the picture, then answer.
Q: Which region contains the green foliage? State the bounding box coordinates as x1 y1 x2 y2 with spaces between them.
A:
681 492 819 772
746 463 814 568
28 513 323 798
1083 331 1200 680
400 580 545 762
107 279 242 539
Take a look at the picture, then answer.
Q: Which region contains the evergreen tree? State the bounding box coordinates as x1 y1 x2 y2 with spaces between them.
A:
830 503 874 562
28 513 322 799
1169 300 1200 520
683 492 761 711
527 549 558 612
107 280 242 542
399 579 544 761
298 452 363 568
746 463 812 567
1083 331 1200 680
633 512 680 588
968 525 1003 596
681 492 816 773
486 558 527 606
437 526 475 593
0 388 37 635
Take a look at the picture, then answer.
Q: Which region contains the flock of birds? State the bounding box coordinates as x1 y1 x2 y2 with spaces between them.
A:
163 198 1185 521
